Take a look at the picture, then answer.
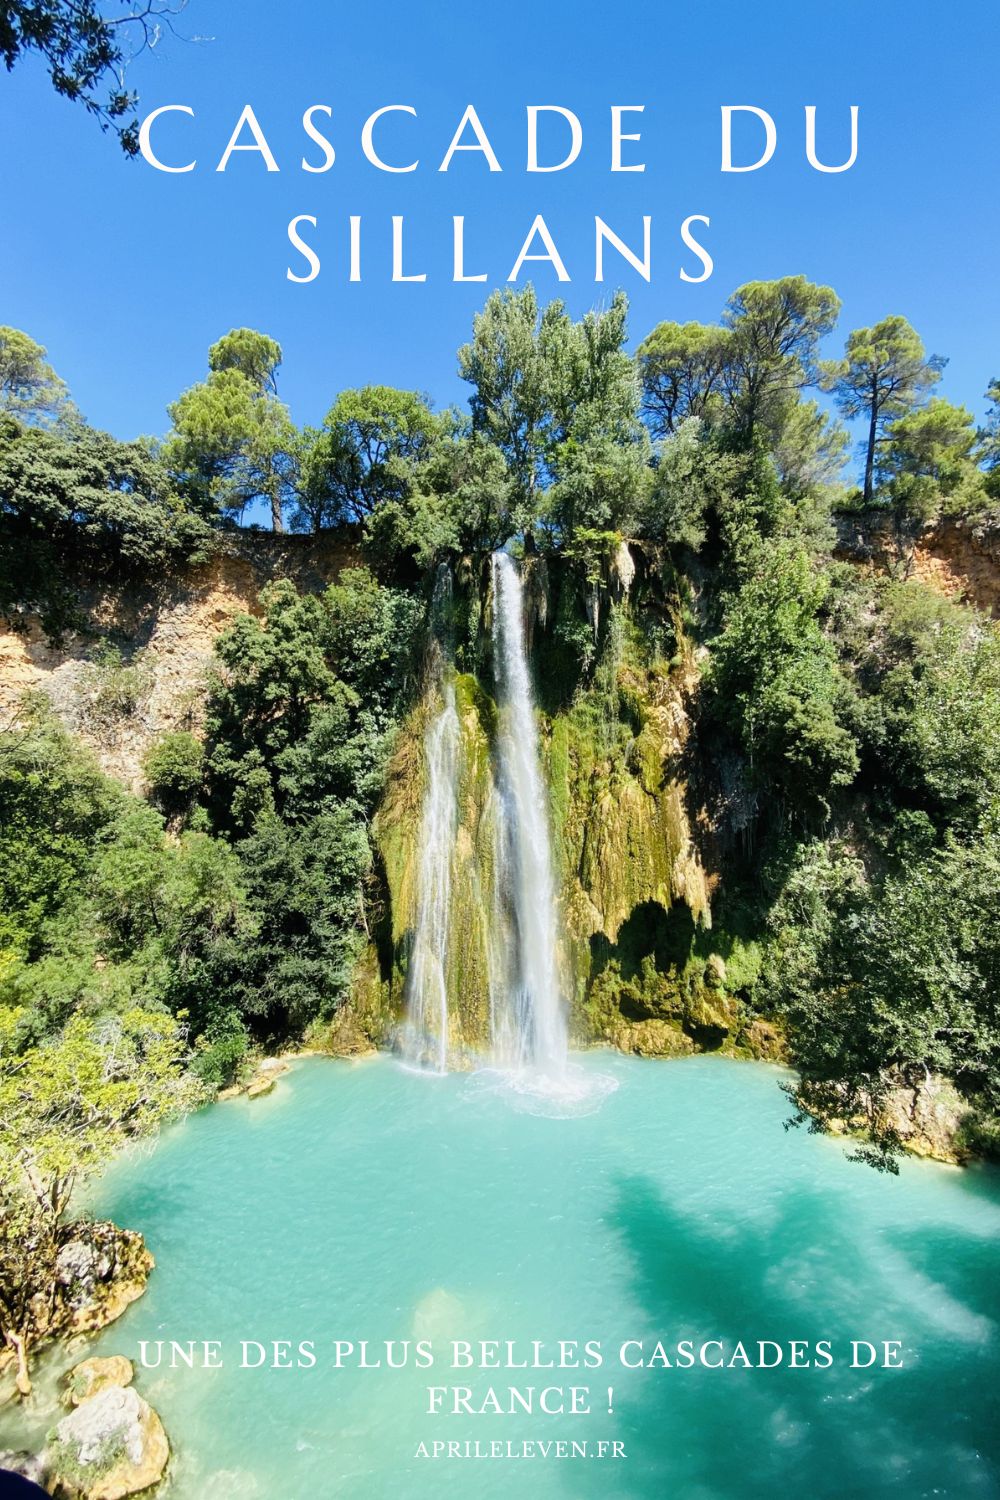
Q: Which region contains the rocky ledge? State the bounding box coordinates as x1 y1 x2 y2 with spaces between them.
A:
218 1055 292 1101
0 1223 152 1398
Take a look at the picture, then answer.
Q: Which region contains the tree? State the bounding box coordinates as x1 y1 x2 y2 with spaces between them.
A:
708 535 858 812
0 326 77 427
0 418 212 635
0 421 208 564
638 418 742 550
853 581 1000 829
458 286 551 505
770 397 849 503
636 320 733 437
363 430 519 572
297 386 439 529
0 1 190 153
831 316 944 503
541 292 650 538
425 433 518 553
877 397 985 525
0 708 125 963
767 825 1000 1171
979 379 1000 494
200 573 421 1029
459 286 648 541
142 729 203 817
209 327 282 394
0 1005 195 1390
166 331 299 531
722 276 841 445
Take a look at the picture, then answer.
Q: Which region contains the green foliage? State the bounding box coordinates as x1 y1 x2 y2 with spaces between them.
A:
0 1000 197 1376
197 568 421 1029
722 276 841 424
373 430 521 568
708 534 858 812
0 416 214 638
0 1005 195 1200
296 386 439 530
639 418 739 549
637 280 848 517
830 315 944 503
0 325 77 427
0 709 257 1046
81 643 152 727
190 1010 250 1088
762 826 1000 1164
0 707 124 962
458 286 648 542
636 320 733 437
166 330 299 532
143 730 204 816
979 378 1000 488
236 808 371 1027
457 285 551 502
877 397 986 524
837 578 1000 829
209 328 283 393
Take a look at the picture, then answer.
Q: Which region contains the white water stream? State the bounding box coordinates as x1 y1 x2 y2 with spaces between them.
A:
403 553 571 1084
488 551 568 1075
400 570 460 1072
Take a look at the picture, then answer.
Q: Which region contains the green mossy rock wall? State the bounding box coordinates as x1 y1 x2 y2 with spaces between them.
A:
333 552 780 1062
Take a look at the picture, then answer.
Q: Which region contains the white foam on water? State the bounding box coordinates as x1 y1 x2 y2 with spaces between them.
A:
464 1060 619 1119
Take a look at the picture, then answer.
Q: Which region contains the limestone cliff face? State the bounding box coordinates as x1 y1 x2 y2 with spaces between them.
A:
834 511 1000 618
0 533 355 790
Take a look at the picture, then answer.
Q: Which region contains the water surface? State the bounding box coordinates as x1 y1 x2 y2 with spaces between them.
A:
6 1054 999 1498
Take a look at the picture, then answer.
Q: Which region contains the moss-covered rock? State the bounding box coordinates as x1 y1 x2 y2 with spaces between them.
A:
603 1017 696 1058
48 1384 168 1499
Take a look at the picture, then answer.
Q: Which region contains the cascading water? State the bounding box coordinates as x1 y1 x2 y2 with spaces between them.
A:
401 568 460 1073
401 554 614 1111
489 551 568 1076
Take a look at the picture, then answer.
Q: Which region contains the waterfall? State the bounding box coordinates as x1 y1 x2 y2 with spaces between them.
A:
490 551 568 1075
401 568 460 1073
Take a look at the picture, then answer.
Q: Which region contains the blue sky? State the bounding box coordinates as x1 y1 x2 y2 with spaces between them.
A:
1 0 998 478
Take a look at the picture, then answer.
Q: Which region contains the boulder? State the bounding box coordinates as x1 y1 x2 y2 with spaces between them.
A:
607 1017 695 1058
55 1241 112 1299
66 1357 134 1407
49 1385 168 1500
256 1056 290 1077
245 1076 275 1099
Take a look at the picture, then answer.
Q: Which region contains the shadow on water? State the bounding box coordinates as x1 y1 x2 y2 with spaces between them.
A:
564 1173 1000 1500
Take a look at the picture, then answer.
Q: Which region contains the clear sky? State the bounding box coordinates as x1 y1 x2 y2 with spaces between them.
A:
1 0 998 477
